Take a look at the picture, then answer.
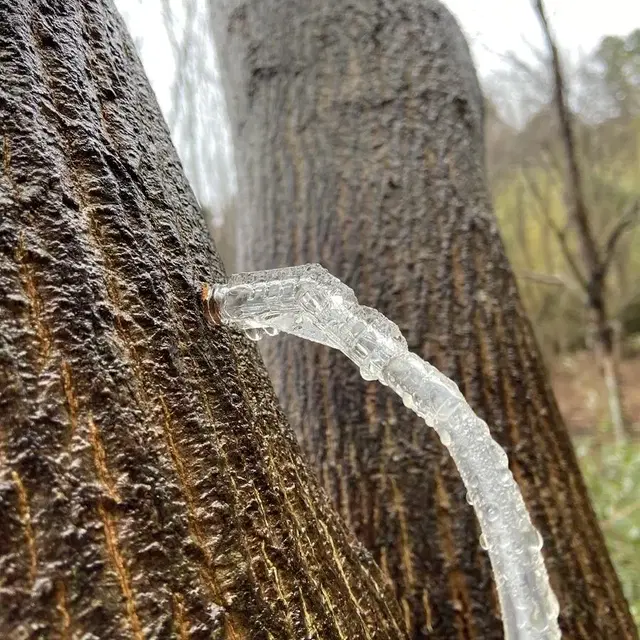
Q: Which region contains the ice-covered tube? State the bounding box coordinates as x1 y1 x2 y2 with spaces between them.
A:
205 263 561 640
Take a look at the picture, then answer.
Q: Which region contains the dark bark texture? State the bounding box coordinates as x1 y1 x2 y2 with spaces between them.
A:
0 1 409 638
212 0 638 637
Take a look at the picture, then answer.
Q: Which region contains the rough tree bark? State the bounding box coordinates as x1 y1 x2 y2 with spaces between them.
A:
0 1 409 638
212 0 638 637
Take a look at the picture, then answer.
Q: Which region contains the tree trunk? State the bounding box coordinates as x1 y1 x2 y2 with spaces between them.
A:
0 2 408 638
601 351 625 442
592 299 627 443
212 0 638 637
592 318 627 443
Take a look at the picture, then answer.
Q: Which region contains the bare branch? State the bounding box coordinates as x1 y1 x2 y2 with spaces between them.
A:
518 271 586 302
602 199 640 273
614 285 640 320
520 170 589 291
533 0 604 279
519 271 566 287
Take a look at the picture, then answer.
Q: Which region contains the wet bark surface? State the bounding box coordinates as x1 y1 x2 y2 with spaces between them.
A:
212 0 638 637
0 1 408 638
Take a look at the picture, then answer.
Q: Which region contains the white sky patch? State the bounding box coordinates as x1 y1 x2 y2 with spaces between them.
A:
118 0 639 116
444 0 640 76
116 0 176 115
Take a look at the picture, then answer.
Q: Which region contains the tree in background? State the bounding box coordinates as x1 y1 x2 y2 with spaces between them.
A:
480 5 640 441
591 30 640 121
211 0 637 636
527 0 638 443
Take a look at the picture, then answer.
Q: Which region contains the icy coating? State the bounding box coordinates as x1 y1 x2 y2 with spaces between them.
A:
206 263 561 640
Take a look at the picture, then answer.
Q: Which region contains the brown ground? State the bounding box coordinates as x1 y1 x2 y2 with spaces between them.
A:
551 352 640 437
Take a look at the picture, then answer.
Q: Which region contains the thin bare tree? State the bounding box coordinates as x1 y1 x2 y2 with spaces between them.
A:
533 0 639 442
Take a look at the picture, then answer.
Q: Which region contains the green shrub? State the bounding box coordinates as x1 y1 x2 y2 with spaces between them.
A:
575 438 640 626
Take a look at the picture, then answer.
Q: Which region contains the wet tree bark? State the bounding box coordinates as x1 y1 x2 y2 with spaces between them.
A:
212 0 638 637
0 1 408 638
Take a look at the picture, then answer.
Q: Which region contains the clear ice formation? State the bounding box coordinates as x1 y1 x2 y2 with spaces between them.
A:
207 263 561 640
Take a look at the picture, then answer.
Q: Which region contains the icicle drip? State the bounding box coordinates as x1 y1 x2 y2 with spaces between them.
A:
205 263 561 640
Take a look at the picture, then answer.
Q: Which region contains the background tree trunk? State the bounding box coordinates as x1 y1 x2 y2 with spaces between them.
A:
0 2 408 638
212 0 638 637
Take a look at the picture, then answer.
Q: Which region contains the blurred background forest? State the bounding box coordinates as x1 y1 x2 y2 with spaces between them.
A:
117 0 640 623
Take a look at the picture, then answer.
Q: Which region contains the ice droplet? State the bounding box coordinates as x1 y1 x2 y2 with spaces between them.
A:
532 529 544 550
208 263 561 640
245 328 265 341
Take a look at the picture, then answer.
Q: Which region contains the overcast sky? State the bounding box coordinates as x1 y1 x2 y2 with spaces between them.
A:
447 0 640 71
119 0 640 118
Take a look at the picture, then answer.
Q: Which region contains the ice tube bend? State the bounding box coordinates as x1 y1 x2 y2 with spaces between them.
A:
204 263 561 640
